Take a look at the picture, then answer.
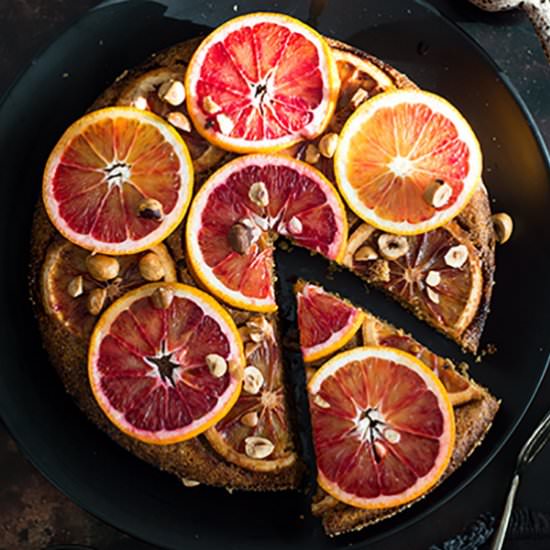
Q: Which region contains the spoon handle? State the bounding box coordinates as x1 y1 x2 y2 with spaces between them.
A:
524 1 550 63
490 473 520 550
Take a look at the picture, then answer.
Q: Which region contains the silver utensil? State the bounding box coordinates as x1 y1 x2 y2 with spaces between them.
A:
490 408 550 550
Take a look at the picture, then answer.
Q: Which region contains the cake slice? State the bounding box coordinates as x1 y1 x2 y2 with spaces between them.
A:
295 281 499 535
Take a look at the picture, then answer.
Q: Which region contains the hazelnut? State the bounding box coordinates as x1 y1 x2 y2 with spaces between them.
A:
444 244 469 268
167 111 191 132
138 198 164 220
244 436 274 459
350 88 369 109
384 429 401 444
426 287 440 304
305 143 320 164
152 287 174 309
241 411 259 427
377 234 409 260
423 179 453 208
243 365 264 394
67 275 84 298
139 252 165 281
319 133 339 158
228 222 253 254
313 394 330 409
287 216 303 235
203 95 221 114
354 245 378 262
133 96 148 110
373 440 387 459
492 212 513 244
205 354 227 377
181 478 200 488
425 270 441 287
87 287 107 315
248 181 269 208
158 79 185 106
86 254 120 282
216 113 234 135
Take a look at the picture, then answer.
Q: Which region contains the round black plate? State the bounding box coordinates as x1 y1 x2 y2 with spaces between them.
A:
1 1 549 549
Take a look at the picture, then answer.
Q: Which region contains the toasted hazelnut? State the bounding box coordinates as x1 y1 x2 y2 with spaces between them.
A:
350 88 369 108
377 234 409 261
243 365 264 394
287 216 303 235
319 133 339 158
492 212 513 244
158 79 185 106
167 111 191 132
241 411 259 427
228 222 253 254
423 179 453 208
384 428 401 444
244 436 274 459
444 244 469 268
139 252 165 281
87 287 107 315
354 245 378 262
86 254 120 282
426 287 440 304
67 275 84 298
133 96 148 110
313 394 330 409
248 181 269 207
205 354 227 377
203 95 221 114
152 287 174 309
305 143 320 164
181 478 200 488
216 113 234 135
425 270 441 287
373 440 387 459
138 198 164 220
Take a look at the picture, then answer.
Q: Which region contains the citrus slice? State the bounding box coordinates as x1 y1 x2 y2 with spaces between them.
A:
296 282 364 363
206 315 296 472
186 154 347 312
42 239 176 338
309 346 455 510
335 89 482 234
118 67 226 173
43 107 193 255
88 282 244 444
185 12 338 153
344 222 482 339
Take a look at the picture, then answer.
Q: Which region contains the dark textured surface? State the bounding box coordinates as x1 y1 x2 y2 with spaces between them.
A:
1 1 549 549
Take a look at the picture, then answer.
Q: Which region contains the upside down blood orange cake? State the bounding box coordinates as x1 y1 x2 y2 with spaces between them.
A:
29 12 511 536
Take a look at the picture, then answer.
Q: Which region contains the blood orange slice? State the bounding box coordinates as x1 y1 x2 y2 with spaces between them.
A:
206 315 296 472
185 13 338 153
186 154 347 312
88 282 244 444
344 222 482 341
309 346 455 510
42 239 176 338
43 107 193 255
296 282 364 363
335 90 482 234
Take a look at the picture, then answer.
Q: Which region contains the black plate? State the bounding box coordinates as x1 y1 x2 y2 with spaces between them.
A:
1 1 549 548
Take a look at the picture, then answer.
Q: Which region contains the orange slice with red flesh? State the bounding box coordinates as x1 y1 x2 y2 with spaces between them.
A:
206 316 296 472
334 90 482 235
186 154 347 312
43 107 193 255
308 346 455 510
185 13 339 153
88 282 244 444
42 240 176 338
296 282 364 363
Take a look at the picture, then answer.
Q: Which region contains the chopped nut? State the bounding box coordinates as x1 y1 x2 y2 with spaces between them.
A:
384 428 401 444
181 478 200 488
244 436 274 459
373 440 387 459
492 212 513 244
305 143 320 164
152 287 173 309
203 95 221 114
138 198 164 220
167 111 191 132
228 222 253 254
246 316 270 342
67 275 84 298
350 88 369 108
133 96 148 110
377 234 409 261
86 254 120 282
313 394 330 409
425 270 441 287
444 244 469 268
287 216 303 234
241 411 259 427
366 259 391 283
248 181 269 207
243 365 264 394
423 179 453 208
426 287 440 304
205 353 227 377
87 287 107 315
216 113 234 135
158 79 185 106
248 331 264 343
319 133 339 158
139 252 165 281
354 245 378 262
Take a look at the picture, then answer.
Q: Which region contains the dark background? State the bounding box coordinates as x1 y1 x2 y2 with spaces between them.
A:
1 1 549 549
